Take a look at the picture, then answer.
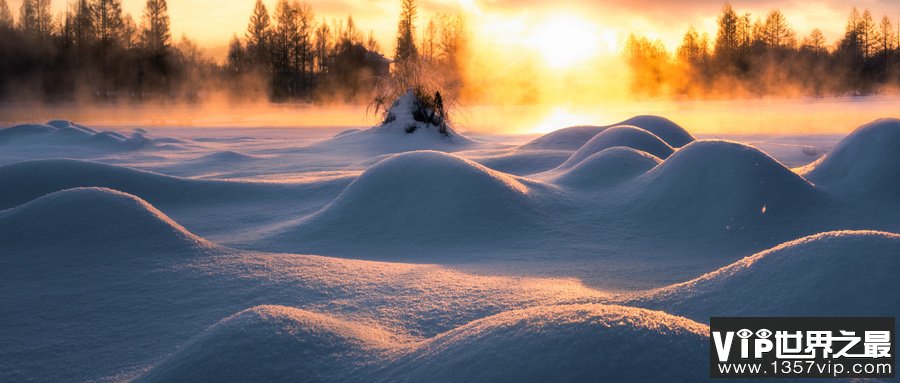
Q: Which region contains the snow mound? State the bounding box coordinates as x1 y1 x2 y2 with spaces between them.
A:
619 115 694 148
521 115 693 151
0 187 208 251
0 123 63 142
334 128 362 138
140 304 707 382
804 118 900 197
630 140 818 225
551 147 661 189
325 92 476 153
557 125 673 169
0 120 150 149
376 91 453 136
193 150 259 163
266 151 539 253
385 304 708 382
520 126 605 151
0 159 185 209
0 159 289 210
630 231 900 322
137 305 395 383
47 119 98 134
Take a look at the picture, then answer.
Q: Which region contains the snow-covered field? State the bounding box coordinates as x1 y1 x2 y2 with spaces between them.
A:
1 111 899 382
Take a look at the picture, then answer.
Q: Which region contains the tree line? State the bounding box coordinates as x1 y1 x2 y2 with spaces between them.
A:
625 3 900 98
0 0 207 101
0 0 468 103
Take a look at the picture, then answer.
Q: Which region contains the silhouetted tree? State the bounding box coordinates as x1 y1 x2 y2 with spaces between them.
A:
678 26 708 64
245 0 271 70
801 28 826 54
293 2 315 93
438 12 468 90
877 16 896 57
270 0 297 98
71 0 96 58
395 0 418 63
139 0 173 97
0 0 13 31
715 3 740 65
226 34 246 75
121 14 137 48
624 34 670 97
365 29 379 53
313 19 331 74
96 0 124 46
760 10 795 50
19 0 53 39
140 0 170 54
422 18 437 62
859 9 877 59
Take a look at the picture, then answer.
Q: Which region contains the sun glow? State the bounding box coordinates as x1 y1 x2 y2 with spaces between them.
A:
531 107 602 133
530 15 604 70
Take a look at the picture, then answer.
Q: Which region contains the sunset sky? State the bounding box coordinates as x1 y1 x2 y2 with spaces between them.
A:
7 0 900 62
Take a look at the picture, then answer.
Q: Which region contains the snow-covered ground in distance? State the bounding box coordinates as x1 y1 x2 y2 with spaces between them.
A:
1 111 899 382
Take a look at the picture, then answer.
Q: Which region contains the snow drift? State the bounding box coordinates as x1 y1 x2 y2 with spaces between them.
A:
0 187 208 251
618 115 694 148
262 151 543 255
550 147 661 189
0 159 304 210
137 305 397 383
321 92 476 154
629 231 900 322
140 304 708 383
521 115 693 150
382 304 708 383
0 120 151 149
192 150 260 163
556 125 673 170
628 140 819 227
804 118 900 197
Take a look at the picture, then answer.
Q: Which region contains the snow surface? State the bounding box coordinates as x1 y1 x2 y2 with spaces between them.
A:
0 115 897 382
627 231 900 322
549 147 661 189
554 125 674 170
0 187 209 250
139 304 708 382
804 118 900 197
521 115 694 151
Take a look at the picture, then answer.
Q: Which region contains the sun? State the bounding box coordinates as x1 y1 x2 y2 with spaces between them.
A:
530 15 603 70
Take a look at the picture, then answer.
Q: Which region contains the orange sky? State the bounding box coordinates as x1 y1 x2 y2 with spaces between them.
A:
6 0 900 62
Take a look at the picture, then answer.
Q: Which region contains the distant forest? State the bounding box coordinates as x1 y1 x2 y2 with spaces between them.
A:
1 0 899 103
625 4 900 98
0 0 467 103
